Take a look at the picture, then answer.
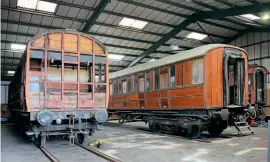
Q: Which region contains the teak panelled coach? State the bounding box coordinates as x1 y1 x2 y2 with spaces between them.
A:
8 30 109 147
248 64 268 120
108 44 255 138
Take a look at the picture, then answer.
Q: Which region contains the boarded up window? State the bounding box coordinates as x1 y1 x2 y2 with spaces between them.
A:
160 67 169 89
192 58 204 84
176 63 183 86
183 60 192 85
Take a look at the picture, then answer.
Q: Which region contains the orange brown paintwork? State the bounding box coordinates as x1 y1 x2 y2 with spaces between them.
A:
109 46 249 111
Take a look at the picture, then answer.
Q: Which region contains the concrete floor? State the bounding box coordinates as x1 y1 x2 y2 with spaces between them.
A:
1 123 268 162
1 125 49 162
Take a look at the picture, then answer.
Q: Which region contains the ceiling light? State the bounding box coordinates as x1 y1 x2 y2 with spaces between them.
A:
8 71 15 75
17 0 38 9
186 32 207 40
36 1 57 13
262 14 270 20
170 45 179 50
11 44 26 51
240 14 260 20
119 17 148 29
108 54 124 60
149 59 155 62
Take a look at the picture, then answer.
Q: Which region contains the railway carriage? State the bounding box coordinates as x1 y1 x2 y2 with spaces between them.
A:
248 64 268 120
108 44 253 138
8 30 109 147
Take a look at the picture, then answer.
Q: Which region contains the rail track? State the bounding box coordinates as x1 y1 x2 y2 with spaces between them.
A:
33 137 122 162
105 122 234 143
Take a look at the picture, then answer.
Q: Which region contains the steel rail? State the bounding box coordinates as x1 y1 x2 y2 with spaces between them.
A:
74 142 123 162
32 139 60 162
39 147 60 162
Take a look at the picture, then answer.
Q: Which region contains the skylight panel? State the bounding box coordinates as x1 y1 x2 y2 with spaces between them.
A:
11 44 26 51
17 0 38 9
119 17 148 29
149 59 155 62
186 32 207 40
240 14 260 20
8 71 15 75
17 0 57 13
108 54 124 60
36 1 57 13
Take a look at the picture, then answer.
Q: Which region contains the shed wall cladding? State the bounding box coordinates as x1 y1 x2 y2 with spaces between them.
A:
1 81 10 104
229 32 270 88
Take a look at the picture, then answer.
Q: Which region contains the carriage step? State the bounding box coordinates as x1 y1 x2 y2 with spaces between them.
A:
234 121 254 136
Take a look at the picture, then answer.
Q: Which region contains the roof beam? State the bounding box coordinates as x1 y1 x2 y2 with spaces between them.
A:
128 19 192 67
190 0 252 27
194 3 270 20
213 0 235 7
246 0 260 5
117 0 240 31
82 0 109 32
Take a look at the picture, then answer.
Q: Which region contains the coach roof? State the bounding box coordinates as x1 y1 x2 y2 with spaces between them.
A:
110 44 246 79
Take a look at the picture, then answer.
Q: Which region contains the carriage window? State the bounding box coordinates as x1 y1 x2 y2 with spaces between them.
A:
170 65 175 88
145 72 150 91
160 67 169 89
139 76 145 92
64 64 78 82
154 69 159 90
118 79 122 95
30 50 44 72
122 80 127 94
192 59 204 84
134 75 138 93
80 54 93 83
248 74 254 90
127 77 131 93
95 56 106 83
47 52 62 81
113 80 117 95
109 84 113 95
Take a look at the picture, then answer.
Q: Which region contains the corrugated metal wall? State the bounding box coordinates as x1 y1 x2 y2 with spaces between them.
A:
1 81 10 104
229 32 270 87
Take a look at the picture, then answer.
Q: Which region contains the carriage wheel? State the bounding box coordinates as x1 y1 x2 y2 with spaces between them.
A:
187 125 201 139
208 126 224 137
152 123 162 134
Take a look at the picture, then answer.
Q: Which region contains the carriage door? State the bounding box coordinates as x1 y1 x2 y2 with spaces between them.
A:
255 70 264 103
223 48 245 107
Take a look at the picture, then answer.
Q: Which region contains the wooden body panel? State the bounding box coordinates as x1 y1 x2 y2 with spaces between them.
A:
205 48 223 108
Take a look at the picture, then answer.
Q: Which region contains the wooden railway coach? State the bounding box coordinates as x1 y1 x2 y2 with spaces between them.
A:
8 30 109 147
108 44 252 137
248 64 268 119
